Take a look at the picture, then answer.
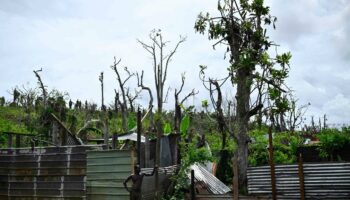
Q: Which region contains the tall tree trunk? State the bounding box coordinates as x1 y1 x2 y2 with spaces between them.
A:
235 68 251 189
155 107 162 199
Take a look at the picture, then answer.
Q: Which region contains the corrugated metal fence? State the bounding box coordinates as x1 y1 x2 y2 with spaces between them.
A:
247 162 350 199
0 145 103 200
86 150 177 200
86 150 132 200
141 165 177 199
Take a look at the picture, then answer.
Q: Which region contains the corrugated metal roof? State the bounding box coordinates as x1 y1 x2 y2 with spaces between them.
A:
118 132 145 142
189 163 231 194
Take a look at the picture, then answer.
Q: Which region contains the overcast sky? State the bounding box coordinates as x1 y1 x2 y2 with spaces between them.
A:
0 0 349 125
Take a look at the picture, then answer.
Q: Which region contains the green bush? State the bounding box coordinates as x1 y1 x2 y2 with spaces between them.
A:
317 128 350 160
248 129 303 166
205 131 236 159
167 136 212 200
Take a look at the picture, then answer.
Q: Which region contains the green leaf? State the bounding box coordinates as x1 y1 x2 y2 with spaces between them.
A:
180 115 190 137
163 122 172 135
201 100 209 108
127 116 136 130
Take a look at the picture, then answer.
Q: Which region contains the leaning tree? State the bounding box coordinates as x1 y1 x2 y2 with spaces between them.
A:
195 0 292 188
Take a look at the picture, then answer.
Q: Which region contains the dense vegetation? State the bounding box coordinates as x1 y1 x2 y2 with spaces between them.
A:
1 92 348 164
1 1 349 198
1 86 349 198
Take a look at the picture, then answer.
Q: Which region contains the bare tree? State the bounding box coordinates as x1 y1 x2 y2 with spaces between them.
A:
126 88 141 113
8 88 21 106
210 80 233 149
137 70 154 130
138 29 185 199
33 68 48 108
199 66 235 145
114 90 120 113
99 72 106 111
99 71 109 145
111 57 135 132
137 70 154 168
138 30 185 116
174 73 198 132
285 96 309 132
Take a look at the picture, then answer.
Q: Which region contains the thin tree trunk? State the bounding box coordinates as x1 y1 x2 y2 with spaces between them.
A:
174 99 181 132
121 105 128 132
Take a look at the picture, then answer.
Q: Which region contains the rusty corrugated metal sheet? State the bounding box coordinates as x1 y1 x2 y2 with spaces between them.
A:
0 145 103 199
247 162 350 199
86 150 132 200
196 194 269 199
190 163 231 194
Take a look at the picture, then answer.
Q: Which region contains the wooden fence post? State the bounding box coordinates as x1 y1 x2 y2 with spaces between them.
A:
112 133 118 149
191 169 196 200
268 126 277 200
16 134 21 153
298 153 305 200
62 131 67 146
145 133 150 167
233 155 239 200
137 108 142 165
7 133 13 154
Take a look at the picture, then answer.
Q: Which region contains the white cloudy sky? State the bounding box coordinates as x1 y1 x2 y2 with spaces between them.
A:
0 0 349 125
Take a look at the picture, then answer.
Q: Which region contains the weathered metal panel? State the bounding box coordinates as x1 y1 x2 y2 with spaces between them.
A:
189 163 231 194
0 145 103 199
247 162 350 199
86 150 132 200
141 166 177 199
196 194 269 200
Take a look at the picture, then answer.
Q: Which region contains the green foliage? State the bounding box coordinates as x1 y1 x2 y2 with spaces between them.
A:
167 138 213 200
67 112 78 133
195 0 292 117
201 99 209 108
127 114 136 131
180 115 190 137
276 52 292 66
0 134 6 148
317 128 350 160
248 129 303 166
0 106 38 147
205 131 235 158
163 122 172 135
0 107 34 134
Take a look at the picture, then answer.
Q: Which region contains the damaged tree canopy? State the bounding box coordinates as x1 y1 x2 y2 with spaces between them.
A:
195 0 292 187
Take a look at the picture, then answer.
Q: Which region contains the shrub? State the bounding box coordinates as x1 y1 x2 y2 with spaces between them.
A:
248 129 303 166
317 128 350 161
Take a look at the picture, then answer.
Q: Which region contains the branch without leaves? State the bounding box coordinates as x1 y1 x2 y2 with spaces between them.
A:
111 57 135 132
33 68 48 108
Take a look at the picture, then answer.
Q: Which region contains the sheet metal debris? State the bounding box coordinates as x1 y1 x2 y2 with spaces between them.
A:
118 132 145 142
189 163 231 194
